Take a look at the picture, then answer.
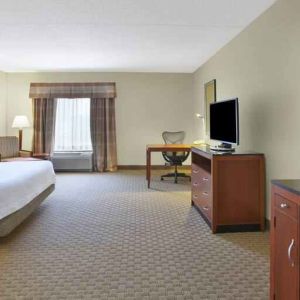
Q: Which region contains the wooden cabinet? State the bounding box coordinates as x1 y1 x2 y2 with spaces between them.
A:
270 181 300 300
191 146 265 233
192 163 212 222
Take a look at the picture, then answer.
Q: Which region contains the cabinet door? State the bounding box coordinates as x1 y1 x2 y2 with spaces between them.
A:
274 209 298 300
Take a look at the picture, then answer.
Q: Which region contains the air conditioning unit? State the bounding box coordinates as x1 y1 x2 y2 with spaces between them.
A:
51 152 93 172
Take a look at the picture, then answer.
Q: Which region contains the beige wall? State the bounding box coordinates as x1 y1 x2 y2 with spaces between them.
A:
3 0 298 218
4 72 194 165
192 0 300 218
0 72 7 135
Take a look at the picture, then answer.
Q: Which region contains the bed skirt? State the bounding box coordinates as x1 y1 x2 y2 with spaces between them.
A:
0 184 55 237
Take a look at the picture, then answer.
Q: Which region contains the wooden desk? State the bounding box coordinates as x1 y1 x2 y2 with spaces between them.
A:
146 144 192 188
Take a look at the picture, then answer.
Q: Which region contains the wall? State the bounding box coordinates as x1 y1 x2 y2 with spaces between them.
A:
0 72 7 135
5 72 193 165
192 0 300 218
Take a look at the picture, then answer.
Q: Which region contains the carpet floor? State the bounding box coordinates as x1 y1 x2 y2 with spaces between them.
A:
0 171 269 300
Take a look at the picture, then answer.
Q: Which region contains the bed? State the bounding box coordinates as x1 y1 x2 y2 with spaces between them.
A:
0 160 55 237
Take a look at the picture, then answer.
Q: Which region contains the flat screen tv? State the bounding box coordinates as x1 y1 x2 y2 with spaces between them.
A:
210 98 239 148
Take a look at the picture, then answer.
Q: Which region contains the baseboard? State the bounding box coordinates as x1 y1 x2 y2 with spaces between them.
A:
117 165 191 170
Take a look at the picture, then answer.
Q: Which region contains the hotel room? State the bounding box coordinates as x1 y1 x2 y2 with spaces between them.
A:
0 0 299 299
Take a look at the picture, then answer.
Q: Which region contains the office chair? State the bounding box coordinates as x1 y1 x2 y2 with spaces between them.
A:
161 131 191 183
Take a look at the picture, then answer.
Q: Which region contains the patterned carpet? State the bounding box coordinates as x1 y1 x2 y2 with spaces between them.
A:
0 170 269 300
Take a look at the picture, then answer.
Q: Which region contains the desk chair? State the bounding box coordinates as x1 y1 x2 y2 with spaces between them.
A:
161 131 191 183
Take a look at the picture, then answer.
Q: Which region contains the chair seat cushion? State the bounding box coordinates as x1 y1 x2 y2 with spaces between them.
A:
163 154 186 163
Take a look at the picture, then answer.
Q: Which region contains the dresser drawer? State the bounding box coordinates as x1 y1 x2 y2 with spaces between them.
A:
192 188 211 202
193 195 212 221
275 194 298 220
192 164 211 182
191 178 211 194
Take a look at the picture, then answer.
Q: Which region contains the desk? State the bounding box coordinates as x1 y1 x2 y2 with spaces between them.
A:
146 144 192 188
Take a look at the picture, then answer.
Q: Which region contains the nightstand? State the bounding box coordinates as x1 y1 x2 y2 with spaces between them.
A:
32 153 50 160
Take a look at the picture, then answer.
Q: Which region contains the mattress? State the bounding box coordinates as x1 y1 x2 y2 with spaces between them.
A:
0 161 56 220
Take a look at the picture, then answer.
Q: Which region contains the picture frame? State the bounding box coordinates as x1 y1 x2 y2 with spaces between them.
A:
204 79 216 136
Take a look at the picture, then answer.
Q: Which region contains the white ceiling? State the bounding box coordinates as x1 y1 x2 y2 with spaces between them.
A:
0 0 276 73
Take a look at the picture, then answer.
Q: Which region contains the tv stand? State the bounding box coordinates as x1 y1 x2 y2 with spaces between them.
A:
191 145 265 233
219 142 232 149
210 143 235 152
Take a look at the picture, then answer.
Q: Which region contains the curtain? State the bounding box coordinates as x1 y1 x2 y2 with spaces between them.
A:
33 98 57 155
29 82 116 99
90 98 117 172
54 98 92 152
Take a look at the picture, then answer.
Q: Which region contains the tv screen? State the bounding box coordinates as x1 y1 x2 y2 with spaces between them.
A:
210 98 239 144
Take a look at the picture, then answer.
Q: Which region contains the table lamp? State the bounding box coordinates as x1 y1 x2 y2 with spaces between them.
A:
12 115 30 150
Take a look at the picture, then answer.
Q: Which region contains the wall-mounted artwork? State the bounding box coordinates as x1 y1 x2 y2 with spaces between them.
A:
204 79 216 136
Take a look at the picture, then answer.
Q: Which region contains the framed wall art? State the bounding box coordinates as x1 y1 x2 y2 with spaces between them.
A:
204 79 216 136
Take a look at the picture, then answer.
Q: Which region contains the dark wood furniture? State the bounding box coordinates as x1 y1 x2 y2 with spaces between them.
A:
270 180 300 300
33 153 50 160
146 144 192 188
191 145 265 233
18 129 23 150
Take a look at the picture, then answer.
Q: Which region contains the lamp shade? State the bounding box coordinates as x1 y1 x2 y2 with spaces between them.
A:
12 115 30 128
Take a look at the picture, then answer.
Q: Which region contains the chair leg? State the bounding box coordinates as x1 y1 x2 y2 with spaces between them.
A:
160 166 191 183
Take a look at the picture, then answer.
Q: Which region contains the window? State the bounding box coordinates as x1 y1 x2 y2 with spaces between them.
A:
54 98 92 152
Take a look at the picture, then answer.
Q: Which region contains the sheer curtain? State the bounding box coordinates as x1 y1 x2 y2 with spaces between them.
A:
54 98 92 152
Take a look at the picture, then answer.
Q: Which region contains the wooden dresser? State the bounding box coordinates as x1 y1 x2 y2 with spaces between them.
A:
191 145 265 233
270 180 300 300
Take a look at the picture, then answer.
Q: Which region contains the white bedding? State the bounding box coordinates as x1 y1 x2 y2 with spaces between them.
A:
0 161 55 219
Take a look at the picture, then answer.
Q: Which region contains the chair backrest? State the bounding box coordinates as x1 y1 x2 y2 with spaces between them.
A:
0 136 19 159
162 131 186 158
162 131 185 144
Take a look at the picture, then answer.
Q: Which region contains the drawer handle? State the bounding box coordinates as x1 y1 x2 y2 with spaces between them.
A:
203 177 209 181
193 182 198 186
280 203 289 209
202 192 208 196
202 206 209 211
288 239 295 267
193 194 198 199
193 169 199 174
